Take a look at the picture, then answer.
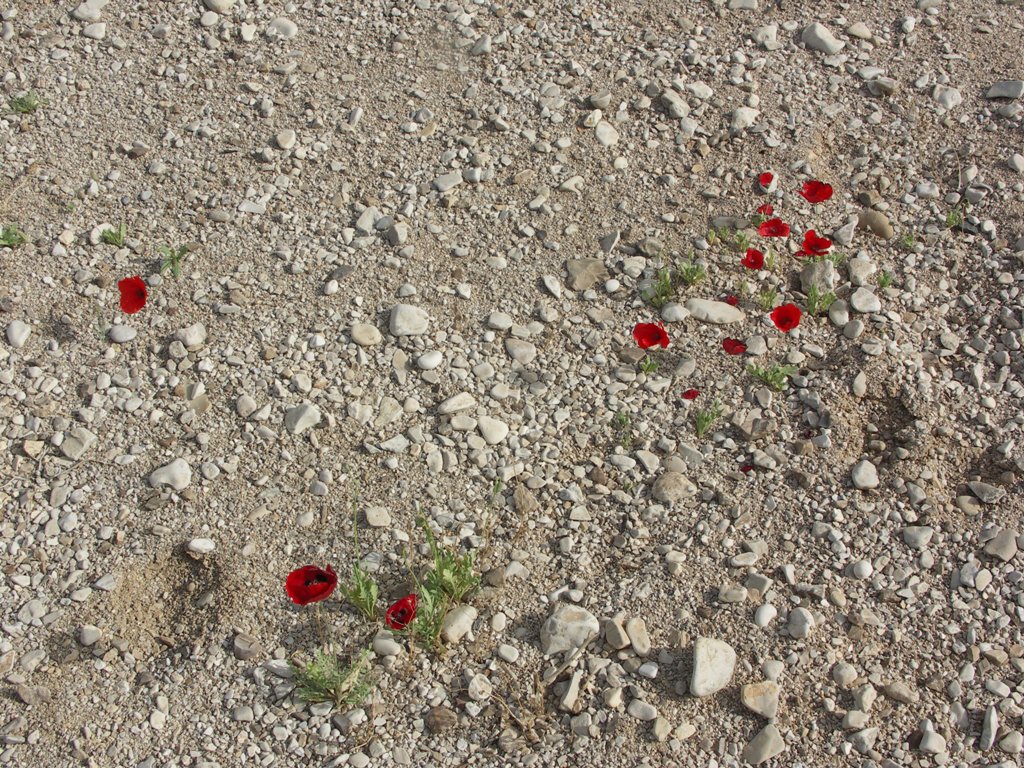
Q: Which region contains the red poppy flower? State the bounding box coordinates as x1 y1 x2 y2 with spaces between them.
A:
722 338 747 355
385 594 418 630
796 229 832 258
770 303 802 333
758 218 790 238
799 180 833 204
633 321 669 349
118 275 147 314
740 464 755 473
285 565 337 606
756 203 774 216
681 388 700 400
724 294 739 306
741 248 765 270
758 172 774 188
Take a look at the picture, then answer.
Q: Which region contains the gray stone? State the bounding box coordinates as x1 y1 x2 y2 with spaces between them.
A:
6 320 30 349
433 171 463 193
919 730 947 755
565 258 609 290
730 107 760 133
284 404 321 435
661 89 689 119
82 22 106 40
984 529 1019 562
389 304 430 336
742 724 785 764
883 681 919 704
802 23 845 54
851 459 879 490
61 428 98 460
539 604 599 655
932 84 962 110
372 633 402 657
848 728 879 754
417 350 443 370
833 662 857 688
981 705 998 751
626 699 657 721
902 526 933 550
205 0 236 11
684 298 745 324
149 458 192 490
187 538 215 555
788 607 815 639
79 625 102 646
595 121 619 146
969 480 1004 503
1000 731 1023 754
625 618 651 656
275 129 296 150
651 472 698 504
690 637 736 697
800 260 836 294
364 506 391 527
604 618 630 649
987 80 1024 100
233 632 263 661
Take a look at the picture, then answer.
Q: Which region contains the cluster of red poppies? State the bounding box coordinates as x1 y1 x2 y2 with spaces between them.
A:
285 565 418 631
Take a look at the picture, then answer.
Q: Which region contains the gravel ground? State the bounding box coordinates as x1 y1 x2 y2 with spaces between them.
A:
2 1 1024 767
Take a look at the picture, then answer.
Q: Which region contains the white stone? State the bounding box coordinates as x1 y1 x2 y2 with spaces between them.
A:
595 121 619 146
204 0 236 11
187 538 216 555
389 304 430 336
275 129 296 150
266 17 298 40
108 324 136 343
438 393 476 415
690 637 736 697
788 607 815 639
82 22 106 40
802 22 845 54
477 416 509 445
684 298 745 324
175 322 207 348
6 320 30 349
149 458 193 490
851 459 879 490
441 605 477 643
539 604 600 655
351 323 383 346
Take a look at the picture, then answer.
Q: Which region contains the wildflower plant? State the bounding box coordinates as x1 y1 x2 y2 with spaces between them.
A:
747 363 798 392
0 225 26 248
291 648 374 707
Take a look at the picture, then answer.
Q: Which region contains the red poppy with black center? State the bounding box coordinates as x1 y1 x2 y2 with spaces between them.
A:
724 294 739 306
741 248 765 270
722 338 747 355
799 180 833 204
770 303 802 333
758 172 774 188
758 218 790 238
755 203 774 216
681 388 700 400
633 321 669 349
118 275 147 314
284 565 337 606
385 594 417 630
798 229 832 258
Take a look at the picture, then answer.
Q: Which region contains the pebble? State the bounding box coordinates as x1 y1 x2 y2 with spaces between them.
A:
82 22 106 40
684 298 745 324
626 699 657 721
787 607 815 639
651 471 698 503
175 323 207 348
149 458 192 490
389 304 430 336
539 604 599 655
477 416 510 445
351 322 383 346
266 17 298 40
6 320 30 348
79 625 102 646
187 538 215 555
932 84 963 110
741 681 780 719
690 637 736 697
754 604 777 627
233 633 263 661
204 0 235 11
857 210 893 239
594 121 619 147
849 287 881 314
984 529 1018 562
61 428 97 460
625 618 651 656
802 23 845 54
284 404 321 434
851 459 879 490
438 393 476 415
441 605 477 644
742 724 786 765
108 324 136 343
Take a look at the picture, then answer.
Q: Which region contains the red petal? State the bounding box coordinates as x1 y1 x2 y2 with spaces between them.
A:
118 275 147 314
681 389 700 400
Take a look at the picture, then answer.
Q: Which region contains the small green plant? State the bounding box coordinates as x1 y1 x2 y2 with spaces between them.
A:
806 285 837 315
747 363 798 392
340 482 379 621
945 203 967 230
0 224 26 248
420 516 479 604
706 229 718 246
409 587 448 648
613 410 633 448
8 91 41 114
758 288 777 312
694 400 723 439
764 251 777 271
733 230 750 251
158 244 189 278
899 233 915 251
291 648 374 707
487 477 504 508
676 258 707 286
878 270 894 289
639 356 658 374
101 222 127 247
824 251 846 267
643 266 673 309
